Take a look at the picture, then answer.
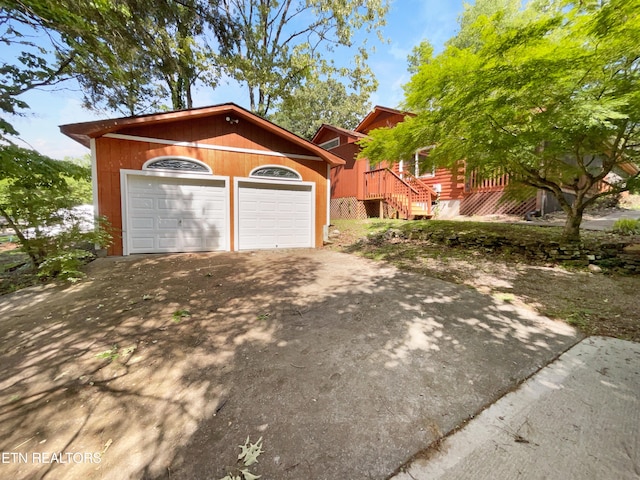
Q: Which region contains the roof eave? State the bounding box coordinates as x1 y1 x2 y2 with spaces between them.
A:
59 103 344 166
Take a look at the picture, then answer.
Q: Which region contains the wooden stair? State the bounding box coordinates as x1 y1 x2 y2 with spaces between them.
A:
363 168 436 220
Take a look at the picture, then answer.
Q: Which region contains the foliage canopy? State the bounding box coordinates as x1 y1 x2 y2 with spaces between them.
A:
360 0 640 241
1 0 387 130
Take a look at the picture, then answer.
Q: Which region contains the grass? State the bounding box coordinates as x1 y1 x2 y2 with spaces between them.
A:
172 309 191 322
612 218 640 235
333 217 619 247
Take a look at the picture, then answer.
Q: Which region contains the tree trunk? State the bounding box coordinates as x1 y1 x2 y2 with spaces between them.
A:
562 207 584 243
0 206 39 267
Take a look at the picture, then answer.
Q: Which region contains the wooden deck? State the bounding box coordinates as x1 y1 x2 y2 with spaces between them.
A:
363 168 436 219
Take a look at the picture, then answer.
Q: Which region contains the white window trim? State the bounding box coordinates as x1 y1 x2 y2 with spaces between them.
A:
319 137 340 150
249 164 302 181
142 156 212 174
120 169 231 256
415 148 436 178
233 176 316 251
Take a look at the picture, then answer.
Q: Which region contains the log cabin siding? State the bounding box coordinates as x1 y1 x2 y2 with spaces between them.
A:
419 165 466 201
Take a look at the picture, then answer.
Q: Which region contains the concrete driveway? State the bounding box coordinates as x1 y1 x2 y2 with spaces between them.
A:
0 249 580 479
529 207 640 231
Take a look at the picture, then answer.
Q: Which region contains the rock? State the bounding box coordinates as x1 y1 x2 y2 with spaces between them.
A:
588 264 603 273
623 244 640 255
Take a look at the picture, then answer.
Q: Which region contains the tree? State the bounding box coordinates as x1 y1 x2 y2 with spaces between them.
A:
214 0 388 117
0 146 110 277
360 0 640 241
269 76 371 139
2 0 229 117
447 0 522 50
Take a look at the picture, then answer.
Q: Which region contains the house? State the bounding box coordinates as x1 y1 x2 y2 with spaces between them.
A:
60 103 344 256
312 106 541 220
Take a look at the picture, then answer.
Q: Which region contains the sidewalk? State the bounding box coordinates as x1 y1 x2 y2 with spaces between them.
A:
391 336 640 480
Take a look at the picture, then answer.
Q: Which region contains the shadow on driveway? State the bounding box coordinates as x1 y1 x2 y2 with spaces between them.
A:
0 249 580 480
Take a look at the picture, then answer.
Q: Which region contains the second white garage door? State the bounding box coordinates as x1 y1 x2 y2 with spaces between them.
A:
236 180 314 250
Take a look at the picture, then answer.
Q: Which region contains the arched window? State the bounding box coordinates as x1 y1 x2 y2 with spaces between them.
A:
143 156 212 173
249 165 301 181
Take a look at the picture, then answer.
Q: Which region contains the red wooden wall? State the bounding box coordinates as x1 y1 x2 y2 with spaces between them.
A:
95 114 329 255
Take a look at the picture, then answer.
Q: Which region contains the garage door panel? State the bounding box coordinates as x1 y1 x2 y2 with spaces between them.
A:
204 236 224 249
130 237 155 250
130 197 155 210
126 175 228 254
157 218 181 229
157 235 180 249
130 217 155 229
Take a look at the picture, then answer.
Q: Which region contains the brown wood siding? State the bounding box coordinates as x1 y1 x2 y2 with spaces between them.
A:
419 165 466 201
357 111 405 134
96 118 329 255
328 143 365 199
118 114 313 157
314 129 353 147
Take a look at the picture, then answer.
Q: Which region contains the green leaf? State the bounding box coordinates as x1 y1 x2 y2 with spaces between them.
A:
237 436 263 467
239 469 261 480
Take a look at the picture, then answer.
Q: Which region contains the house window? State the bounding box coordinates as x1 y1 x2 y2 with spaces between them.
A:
415 149 436 178
250 165 302 180
319 137 340 150
420 165 436 178
143 157 211 173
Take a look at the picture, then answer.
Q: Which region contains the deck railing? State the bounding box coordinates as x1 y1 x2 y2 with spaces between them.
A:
465 170 510 193
400 170 437 215
363 168 433 218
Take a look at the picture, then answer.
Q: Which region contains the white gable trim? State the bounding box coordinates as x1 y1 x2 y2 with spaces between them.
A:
90 138 99 217
103 133 323 162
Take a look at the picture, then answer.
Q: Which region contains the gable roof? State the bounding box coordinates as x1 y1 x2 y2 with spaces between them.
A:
354 106 413 134
60 103 345 166
310 124 366 145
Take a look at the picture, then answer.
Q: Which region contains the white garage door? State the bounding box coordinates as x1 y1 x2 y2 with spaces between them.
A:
237 181 313 250
125 175 228 254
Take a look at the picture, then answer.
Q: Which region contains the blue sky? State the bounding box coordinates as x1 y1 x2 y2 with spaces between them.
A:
9 0 467 159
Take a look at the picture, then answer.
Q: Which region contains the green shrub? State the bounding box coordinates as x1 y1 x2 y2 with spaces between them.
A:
611 218 640 235
35 217 112 282
37 249 94 282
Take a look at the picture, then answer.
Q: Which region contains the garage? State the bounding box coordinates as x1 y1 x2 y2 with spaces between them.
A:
60 103 344 255
124 173 229 254
236 178 314 250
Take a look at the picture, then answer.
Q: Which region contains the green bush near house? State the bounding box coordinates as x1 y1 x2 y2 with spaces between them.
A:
611 219 640 235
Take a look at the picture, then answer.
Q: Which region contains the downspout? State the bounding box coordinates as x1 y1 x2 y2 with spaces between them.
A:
325 163 331 242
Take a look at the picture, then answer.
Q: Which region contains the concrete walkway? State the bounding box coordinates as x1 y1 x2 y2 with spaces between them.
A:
391 336 640 480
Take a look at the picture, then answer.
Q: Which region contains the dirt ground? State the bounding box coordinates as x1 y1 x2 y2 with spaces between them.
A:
328 216 640 342
339 240 640 342
0 249 579 480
